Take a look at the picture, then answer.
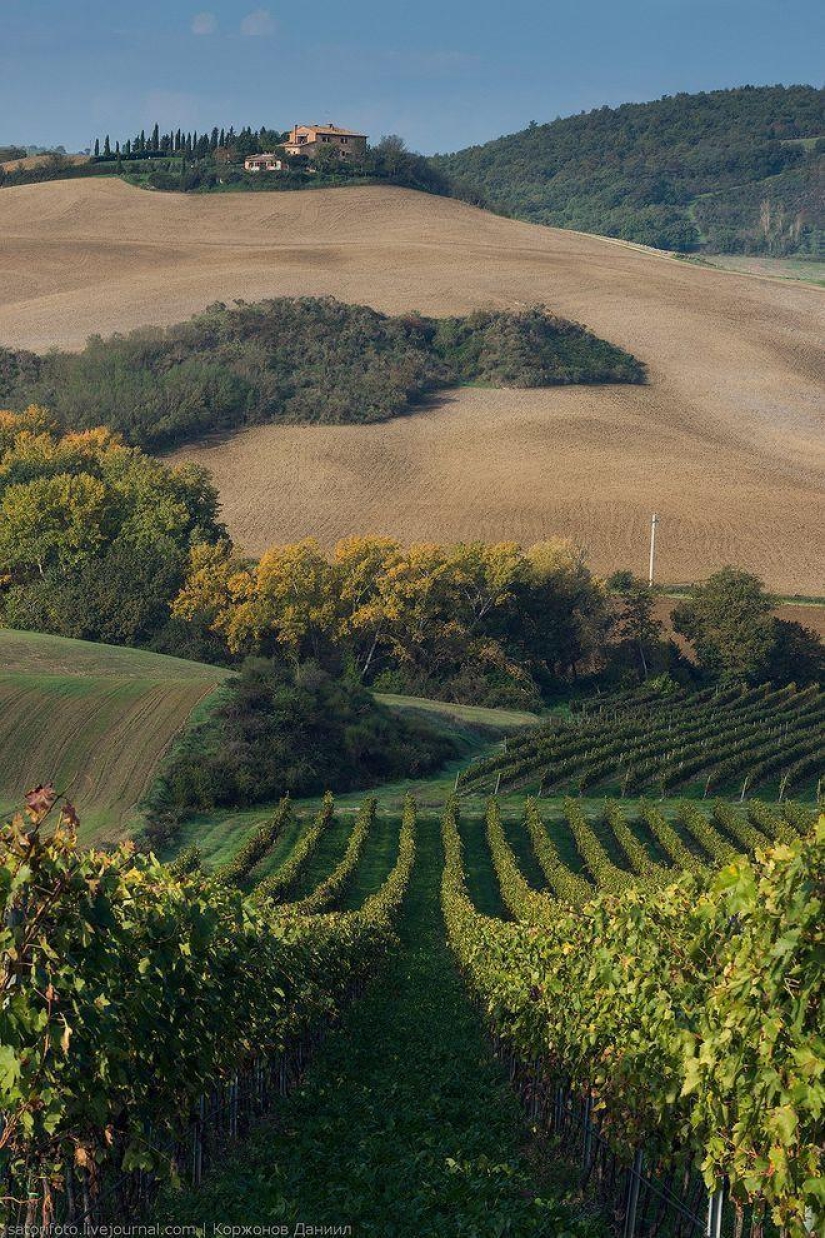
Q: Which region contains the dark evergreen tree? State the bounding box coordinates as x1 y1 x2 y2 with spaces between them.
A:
93 138 100 158
103 134 111 157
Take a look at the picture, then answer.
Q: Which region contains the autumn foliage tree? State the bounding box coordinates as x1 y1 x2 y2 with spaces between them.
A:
173 535 610 705
0 408 224 645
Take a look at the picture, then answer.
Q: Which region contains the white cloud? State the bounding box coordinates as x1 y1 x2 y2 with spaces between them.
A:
240 8 277 37
191 12 217 35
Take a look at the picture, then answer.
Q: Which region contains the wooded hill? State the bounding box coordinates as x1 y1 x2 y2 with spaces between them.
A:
0 298 643 452
433 85 825 255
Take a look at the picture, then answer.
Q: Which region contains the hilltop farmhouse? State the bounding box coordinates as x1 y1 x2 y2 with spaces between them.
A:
284 123 367 161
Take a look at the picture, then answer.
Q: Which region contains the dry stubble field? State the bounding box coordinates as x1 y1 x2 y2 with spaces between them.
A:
0 179 823 592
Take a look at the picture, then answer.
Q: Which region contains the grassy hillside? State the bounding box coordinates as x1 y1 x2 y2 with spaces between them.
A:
434 85 825 255
0 629 232 840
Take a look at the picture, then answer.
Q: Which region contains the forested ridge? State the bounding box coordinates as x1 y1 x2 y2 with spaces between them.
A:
433 85 825 255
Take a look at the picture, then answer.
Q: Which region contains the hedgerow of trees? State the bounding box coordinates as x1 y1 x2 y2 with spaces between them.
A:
0 298 644 452
433 85 825 255
171 535 617 707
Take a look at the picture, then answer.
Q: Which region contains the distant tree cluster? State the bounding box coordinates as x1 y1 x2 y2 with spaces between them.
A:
90 123 287 163
433 85 825 255
608 566 823 688
0 298 644 452
672 567 824 685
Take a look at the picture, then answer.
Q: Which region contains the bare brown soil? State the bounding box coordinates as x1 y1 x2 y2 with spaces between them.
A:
0 179 822 592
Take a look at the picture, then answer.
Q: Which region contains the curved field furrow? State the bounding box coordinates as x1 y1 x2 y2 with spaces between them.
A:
0 632 229 840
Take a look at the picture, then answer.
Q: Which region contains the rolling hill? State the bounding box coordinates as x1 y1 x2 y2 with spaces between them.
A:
433 85 825 255
0 178 823 591
0 629 232 840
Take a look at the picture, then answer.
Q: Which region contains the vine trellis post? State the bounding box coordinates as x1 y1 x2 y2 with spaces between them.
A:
622 1149 644 1238
706 1184 724 1238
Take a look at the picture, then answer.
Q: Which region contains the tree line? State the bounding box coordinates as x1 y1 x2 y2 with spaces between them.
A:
90 123 285 162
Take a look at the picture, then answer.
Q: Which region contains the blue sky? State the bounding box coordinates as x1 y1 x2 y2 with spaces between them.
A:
3 0 823 154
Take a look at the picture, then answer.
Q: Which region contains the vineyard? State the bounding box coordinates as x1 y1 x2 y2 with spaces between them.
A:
458 682 825 800
0 782 821 1234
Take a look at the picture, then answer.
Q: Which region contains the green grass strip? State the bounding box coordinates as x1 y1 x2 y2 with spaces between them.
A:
214 797 291 887
254 792 335 904
524 798 592 904
287 798 376 914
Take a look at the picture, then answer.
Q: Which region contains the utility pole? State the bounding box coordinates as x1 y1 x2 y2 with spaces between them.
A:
648 513 658 587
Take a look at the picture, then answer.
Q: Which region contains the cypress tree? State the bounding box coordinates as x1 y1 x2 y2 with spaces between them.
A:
125 138 132 157
151 122 160 151
103 134 111 156
94 138 100 158
210 126 219 150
